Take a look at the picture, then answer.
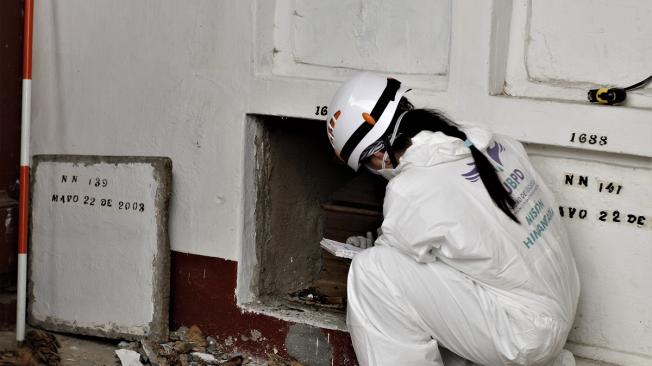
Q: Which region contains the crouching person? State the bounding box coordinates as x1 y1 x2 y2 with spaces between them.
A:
325 73 580 366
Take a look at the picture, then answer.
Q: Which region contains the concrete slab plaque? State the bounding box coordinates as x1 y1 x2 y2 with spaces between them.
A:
29 155 172 340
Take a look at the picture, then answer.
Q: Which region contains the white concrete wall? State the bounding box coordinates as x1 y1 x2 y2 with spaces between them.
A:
32 1 651 364
33 1 252 259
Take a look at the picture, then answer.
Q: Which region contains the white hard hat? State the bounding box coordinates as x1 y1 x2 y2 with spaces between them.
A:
326 72 409 171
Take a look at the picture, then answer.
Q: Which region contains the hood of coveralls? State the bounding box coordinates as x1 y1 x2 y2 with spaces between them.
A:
393 123 493 174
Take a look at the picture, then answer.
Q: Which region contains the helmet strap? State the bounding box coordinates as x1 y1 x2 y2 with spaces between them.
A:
382 135 398 168
381 110 408 168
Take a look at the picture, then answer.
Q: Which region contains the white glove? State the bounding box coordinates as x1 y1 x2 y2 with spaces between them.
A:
346 231 375 249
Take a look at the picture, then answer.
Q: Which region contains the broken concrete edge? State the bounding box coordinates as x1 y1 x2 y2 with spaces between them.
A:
253 126 271 300
238 299 348 332
27 155 172 342
26 317 148 342
253 118 329 298
151 156 172 342
31 155 171 168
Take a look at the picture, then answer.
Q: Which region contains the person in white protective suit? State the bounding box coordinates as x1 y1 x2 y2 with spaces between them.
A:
325 72 580 366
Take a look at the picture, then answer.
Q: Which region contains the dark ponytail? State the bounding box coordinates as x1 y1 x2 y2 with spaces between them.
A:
467 145 519 223
390 103 520 223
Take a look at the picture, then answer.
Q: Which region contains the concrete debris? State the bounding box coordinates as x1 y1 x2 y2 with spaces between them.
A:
110 325 314 366
240 329 264 343
170 326 188 341
191 351 217 364
116 349 144 366
186 325 208 347
160 342 175 355
174 341 194 354
141 340 161 366
118 341 134 349
113 325 257 366
224 336 235 347
205 336 219 354
249 330 262 342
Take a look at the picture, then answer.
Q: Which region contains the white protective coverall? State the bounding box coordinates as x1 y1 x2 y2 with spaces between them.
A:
347 124 580 366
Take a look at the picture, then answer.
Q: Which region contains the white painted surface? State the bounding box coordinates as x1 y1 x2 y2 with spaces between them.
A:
31 1 651 363
527 1 652 85
504 0 652 108
255 0 451 92
290 1 450 75
528 147 652 365
33 1 247 259
20 79 31 166
31 162 160 336
15 254 26 341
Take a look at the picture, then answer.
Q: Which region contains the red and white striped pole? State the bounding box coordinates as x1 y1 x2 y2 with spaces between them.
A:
17 0 34 342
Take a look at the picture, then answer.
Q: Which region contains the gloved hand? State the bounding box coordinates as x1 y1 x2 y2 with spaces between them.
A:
346 231 375 249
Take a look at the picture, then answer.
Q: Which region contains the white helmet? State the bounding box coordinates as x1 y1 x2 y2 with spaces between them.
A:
326 72 410 171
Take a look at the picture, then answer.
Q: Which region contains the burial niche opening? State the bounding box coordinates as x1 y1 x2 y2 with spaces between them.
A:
250 115 386 324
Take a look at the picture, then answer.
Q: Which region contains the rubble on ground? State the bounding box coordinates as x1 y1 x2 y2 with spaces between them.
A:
0 329 61 366
114 325 304 366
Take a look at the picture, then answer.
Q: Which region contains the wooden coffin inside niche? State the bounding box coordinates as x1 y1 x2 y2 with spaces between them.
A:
291 171 386 309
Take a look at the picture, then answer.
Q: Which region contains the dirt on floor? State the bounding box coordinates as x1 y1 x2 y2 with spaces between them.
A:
1 330 116 366
0 328 618 366
0 328 305 366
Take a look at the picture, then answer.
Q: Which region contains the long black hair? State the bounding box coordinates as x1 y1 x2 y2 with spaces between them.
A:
387 98 520 223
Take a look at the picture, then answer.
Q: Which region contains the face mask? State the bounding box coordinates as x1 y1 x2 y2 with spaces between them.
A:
364 164 397 180
364 153 398 180
377 168 398 180
378 151 398 179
